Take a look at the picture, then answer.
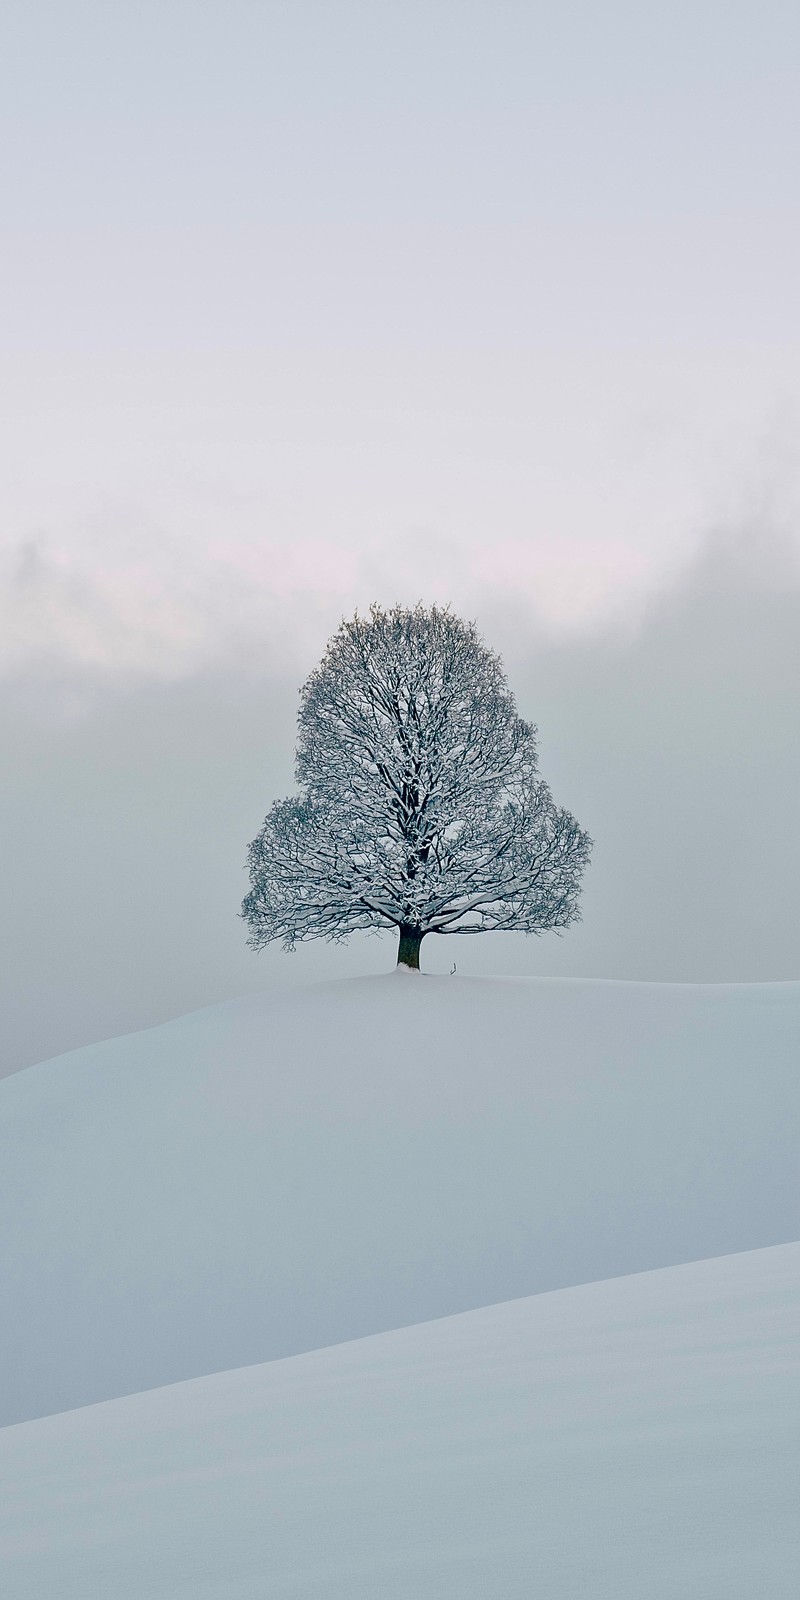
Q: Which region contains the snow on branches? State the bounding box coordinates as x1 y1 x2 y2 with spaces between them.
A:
242 604 592 967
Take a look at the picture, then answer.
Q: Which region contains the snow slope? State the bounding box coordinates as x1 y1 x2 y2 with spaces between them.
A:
2 974 799 1425
1 1240 798 1599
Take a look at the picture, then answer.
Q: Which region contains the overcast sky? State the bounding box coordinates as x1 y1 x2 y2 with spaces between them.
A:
2 2 800 1073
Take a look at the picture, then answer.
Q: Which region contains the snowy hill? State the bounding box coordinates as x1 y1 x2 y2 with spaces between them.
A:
2 1240 798 1599
1 973 799 1426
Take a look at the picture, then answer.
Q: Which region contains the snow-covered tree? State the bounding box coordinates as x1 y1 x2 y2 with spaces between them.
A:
243 604 591 969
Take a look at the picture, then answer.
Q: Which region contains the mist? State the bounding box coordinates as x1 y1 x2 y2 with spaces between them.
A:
2 530 797 1078
3 2 800 1073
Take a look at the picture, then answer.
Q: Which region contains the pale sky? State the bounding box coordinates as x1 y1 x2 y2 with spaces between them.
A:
2 2 799 1071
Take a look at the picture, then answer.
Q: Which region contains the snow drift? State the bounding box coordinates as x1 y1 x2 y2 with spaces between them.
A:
1 973 799 1425
2 1240 798 1599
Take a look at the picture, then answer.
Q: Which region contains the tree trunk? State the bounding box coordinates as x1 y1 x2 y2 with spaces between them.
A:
397 924 424 970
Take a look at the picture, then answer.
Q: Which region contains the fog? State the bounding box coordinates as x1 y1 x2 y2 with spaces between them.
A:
2 3 800 1072
1 530 797 1077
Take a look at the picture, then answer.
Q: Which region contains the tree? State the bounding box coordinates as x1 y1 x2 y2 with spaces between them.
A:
242 603 592 969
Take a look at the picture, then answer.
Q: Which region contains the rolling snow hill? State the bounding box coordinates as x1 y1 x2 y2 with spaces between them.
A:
2 973 799 1426
1 1240 798 1599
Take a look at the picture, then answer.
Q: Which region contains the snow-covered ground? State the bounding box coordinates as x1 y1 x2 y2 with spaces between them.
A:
2 973 798 1426
2 1240 798 1598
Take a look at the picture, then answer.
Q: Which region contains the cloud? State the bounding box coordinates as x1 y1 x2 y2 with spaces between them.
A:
9 348 796 685
0 524 798 1077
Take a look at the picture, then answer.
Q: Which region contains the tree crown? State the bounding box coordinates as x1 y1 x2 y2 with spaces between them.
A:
243 604 591 964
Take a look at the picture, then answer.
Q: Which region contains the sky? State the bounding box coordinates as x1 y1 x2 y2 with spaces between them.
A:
2 0 800 1073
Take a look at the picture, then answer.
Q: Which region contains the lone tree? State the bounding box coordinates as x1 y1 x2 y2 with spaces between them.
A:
243 604 591 969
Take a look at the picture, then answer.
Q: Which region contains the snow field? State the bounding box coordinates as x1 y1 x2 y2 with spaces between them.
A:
2 972 798 1425
1 1240 798 1599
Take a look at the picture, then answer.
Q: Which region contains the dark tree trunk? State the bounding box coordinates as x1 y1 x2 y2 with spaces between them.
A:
397 924 424 969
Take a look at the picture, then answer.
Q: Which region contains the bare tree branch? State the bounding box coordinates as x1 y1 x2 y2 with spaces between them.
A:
242 604 592 964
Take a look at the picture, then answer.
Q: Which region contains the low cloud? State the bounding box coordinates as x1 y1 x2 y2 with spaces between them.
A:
0 527 798 1076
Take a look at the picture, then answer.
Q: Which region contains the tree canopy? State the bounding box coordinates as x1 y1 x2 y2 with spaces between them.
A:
242 604 591 967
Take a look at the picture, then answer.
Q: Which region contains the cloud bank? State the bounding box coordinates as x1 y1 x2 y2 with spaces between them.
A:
2 528 797 1077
